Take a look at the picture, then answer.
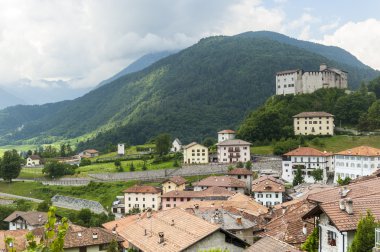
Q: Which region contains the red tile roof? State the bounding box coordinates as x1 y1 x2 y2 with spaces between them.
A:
335 145 380 156
252 177 285 193
0 230 28 251
216 139 251 146
284 147 332 157
293 112 334 118
163 176 186 186
123 185 161 194
245 236 301 252
228 168 252 175
218 129 236 134
194 176 246 188
4 211 47 226
83 149 99 154
161 186 234 198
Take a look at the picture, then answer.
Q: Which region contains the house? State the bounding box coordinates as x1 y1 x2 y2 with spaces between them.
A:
183 142 209 164
111 196 125 218
216 139 252 163
245 236 301 252
218 129 236 143
193 176 246 194
4 211 49 230
103 208 249 252
303 177 380 252
117 143 125 155
26 155 42 167
161 186 234 210
0 230 29 252
228 168 253 193
252 176 285 207
282 147 333 183
276 64 347 95
333 145 380 183
162 176 186 194
123 185 161 212
293 112 335 136
256 199 315 248
79 149 99 158
170 138 182 152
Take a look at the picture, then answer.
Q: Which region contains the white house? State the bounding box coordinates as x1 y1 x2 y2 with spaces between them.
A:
217 130 236 143
282 147 333 183
117 144 125 155
170 138 182 152
251 176 285 207
334 146 380 183
216 139 251 163
26 155 42 167
123 185 161 212
4 211 48 230
276 64 348 95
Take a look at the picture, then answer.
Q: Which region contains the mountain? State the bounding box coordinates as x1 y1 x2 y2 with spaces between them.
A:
0 87 25 109
95 50 176 88
0 31 379 148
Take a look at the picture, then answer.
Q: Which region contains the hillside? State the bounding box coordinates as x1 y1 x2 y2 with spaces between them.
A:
0 31 379 149
0 87 25 109
96 50 176 88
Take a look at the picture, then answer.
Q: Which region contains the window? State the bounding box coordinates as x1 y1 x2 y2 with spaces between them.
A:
238 175 241 179
152 204 155 208
166 204 171 207
128 197 131 201
327 231 337 246
143 198 145 201
180 198 184 202
173 198 176 201
135 197 138 201
266 194 272 198
275 193 279 198
152 198 155 201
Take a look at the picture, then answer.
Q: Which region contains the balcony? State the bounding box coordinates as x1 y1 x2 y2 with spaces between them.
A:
228 147 241 152
229 154 241 158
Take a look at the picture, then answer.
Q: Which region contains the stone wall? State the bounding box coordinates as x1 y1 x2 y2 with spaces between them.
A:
51 195 106 214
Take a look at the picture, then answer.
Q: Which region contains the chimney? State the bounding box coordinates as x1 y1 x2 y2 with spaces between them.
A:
345 198 353 215
194 204 199 209
158 232 165 244
92 232 98 239
146 208 152 218
320 63 327 71
302 223 307 235
236 217 242 225
144 229 147 236
112 225 117 234
282 206 287 215
339 199 346 211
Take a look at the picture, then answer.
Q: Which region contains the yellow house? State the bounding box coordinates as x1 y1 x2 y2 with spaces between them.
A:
183 142 209 164
162 176 186 194
293 111 334 136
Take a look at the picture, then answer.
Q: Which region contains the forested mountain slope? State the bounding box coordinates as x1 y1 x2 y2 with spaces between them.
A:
0 31 378 148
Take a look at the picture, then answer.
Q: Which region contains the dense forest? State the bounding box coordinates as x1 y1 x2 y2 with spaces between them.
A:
238 76 380 145
0 31 379 150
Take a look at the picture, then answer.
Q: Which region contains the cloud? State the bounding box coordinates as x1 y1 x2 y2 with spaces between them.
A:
318 18 380 70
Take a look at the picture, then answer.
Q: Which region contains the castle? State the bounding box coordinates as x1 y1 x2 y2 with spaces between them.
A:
275 64 348 95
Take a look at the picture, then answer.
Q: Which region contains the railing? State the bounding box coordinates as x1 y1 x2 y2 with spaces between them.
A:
375 228 380 248
228 148 240 152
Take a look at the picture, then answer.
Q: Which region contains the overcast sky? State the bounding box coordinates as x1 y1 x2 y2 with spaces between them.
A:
0 0 379 89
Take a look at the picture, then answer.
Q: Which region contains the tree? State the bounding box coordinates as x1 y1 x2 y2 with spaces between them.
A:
0 149 22 182
155 133 171 156
79 158 91 167
173 159 180 167
293 166 304 186
337 175 351 186
114 160 123 171
129 162 135 172
311 168 324 182
23 206 69 252
236 161 244 168
107 239 120 252
37 199 51 212
43 160 76 178
202 137 216 147
142 160 148 171
77 208 92 225
245 161 252 170
349 210 380 252
301 227 319 252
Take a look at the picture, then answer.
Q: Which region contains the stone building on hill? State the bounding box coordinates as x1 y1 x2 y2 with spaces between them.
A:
276 64 347 95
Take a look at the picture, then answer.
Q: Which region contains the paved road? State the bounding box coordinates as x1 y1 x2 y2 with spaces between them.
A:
0 192 43 203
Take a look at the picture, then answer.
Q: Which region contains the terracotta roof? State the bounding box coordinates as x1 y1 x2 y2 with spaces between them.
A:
161 186 234 198
252 176 285 193
307 177 380 204
103 208 221 252
284 147 332 157
28 155 41 160
218 129 236 134
0 230 29 252
335 145 380 156
163 176 186 186
4 211 48 226
259 200 315 246
252 175 284 185
228 168 252 175
83 149 99 154
293 111 334 118
194 176 246 188
216 139 252 146
123 185 161 194
245 236 301 252
63 227 124 248
183 142 206 149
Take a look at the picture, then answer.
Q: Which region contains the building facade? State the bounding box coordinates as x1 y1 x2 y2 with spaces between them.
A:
216 139 251 163
162 176 186 194
193 176 246 194
170 138 182 152
117 144 125 155
218 130 236 143
26 155 42 167
333 146 380 183
282 147 333 183
276 64 348 95
293 112 334 136
252 176 285 206
227 168 253 193
123 185 161 212
183 142 209 164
